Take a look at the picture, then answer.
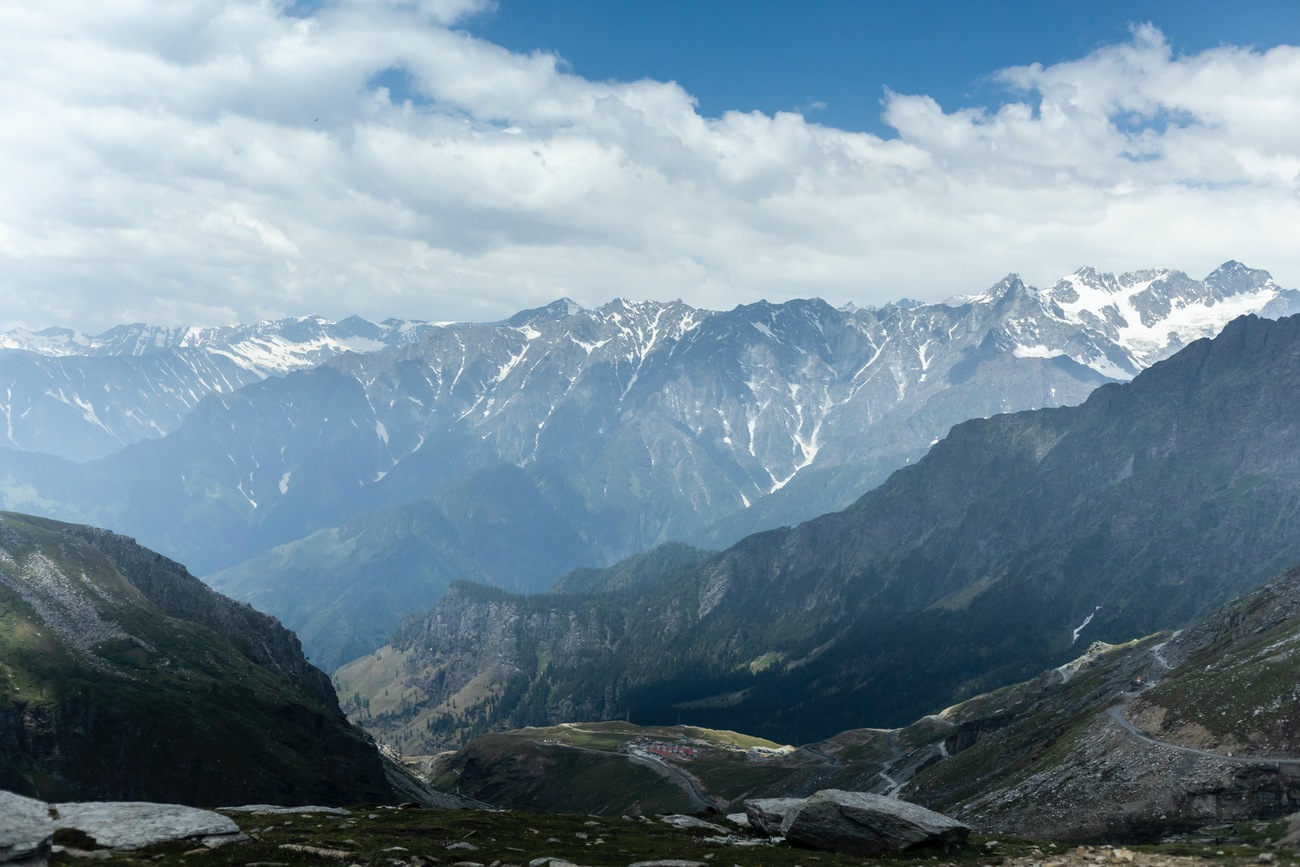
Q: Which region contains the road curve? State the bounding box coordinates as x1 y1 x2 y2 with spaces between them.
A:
1108 704 1300 766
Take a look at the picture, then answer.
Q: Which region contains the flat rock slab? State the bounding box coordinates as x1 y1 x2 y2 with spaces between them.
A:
52 802 246 851
627 861 708 867
0 790 53 866
780 789 969 856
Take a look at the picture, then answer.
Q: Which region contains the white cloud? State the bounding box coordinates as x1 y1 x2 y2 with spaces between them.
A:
1 8 1298 331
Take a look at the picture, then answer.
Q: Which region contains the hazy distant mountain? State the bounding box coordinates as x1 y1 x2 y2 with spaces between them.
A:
0 315 441 459
335 311 1300 749
2 263 1295 668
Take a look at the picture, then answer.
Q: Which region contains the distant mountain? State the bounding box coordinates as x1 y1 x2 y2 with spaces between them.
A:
335 311 1300 750
0 511 394 806
3 263 1295 668
0 315 440 460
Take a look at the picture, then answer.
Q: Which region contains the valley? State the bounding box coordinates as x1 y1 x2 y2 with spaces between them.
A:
6 272 1300 852
12 6 1300 860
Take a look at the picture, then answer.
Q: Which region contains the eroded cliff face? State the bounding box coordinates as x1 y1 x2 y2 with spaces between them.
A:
0 511 394 806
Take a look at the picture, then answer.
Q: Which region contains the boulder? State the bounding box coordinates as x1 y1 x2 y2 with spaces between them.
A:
0 791 53 867
779 790 969 856
743 798 804 836
52 802 246 850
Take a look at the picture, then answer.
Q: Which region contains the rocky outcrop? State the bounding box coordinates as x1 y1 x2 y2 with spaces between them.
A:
745 790 969 855
52 802 246 850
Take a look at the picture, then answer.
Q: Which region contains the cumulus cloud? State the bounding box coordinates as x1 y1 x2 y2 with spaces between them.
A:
1 7 1298 330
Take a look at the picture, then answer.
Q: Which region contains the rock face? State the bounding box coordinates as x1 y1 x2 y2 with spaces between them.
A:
900 562 1300 840
745 790 969 855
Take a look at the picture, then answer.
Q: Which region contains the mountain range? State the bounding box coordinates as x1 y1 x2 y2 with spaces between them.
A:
335 310 1300 749
1 262 1294 670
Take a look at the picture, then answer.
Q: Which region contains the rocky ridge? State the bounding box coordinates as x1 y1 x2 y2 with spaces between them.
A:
412 562 1300 841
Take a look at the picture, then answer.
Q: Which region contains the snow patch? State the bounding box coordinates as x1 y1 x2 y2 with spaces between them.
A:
1071 606 1101 644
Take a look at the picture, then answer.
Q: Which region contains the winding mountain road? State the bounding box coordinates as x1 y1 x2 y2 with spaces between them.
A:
1108 705 1300 767
1107 633 1300 767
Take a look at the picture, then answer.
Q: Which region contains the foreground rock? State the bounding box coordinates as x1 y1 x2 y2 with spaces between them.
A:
0 791 52 866
52 802 246 850
746 789 969 855
743 798 804 837
0 789 247 863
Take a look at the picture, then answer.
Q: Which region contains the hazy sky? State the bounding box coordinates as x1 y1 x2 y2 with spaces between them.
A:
3 0 1300 331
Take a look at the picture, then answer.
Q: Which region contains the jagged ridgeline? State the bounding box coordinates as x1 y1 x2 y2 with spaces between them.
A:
338 312 1300 750
0 512 393 806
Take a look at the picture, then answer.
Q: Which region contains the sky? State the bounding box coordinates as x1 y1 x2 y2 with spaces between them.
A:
2 1 1300 332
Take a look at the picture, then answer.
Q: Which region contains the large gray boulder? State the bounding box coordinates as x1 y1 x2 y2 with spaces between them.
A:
747 790 969 855
743 798 804 836
0 791 52 867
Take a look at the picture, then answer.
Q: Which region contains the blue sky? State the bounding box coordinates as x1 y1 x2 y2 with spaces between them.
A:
468 1 1300 135
1 0 1300 330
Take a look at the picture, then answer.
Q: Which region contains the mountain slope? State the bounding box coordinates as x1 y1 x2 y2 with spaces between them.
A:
902 561 1300 838
0 512 394 806
339 312 1300 750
